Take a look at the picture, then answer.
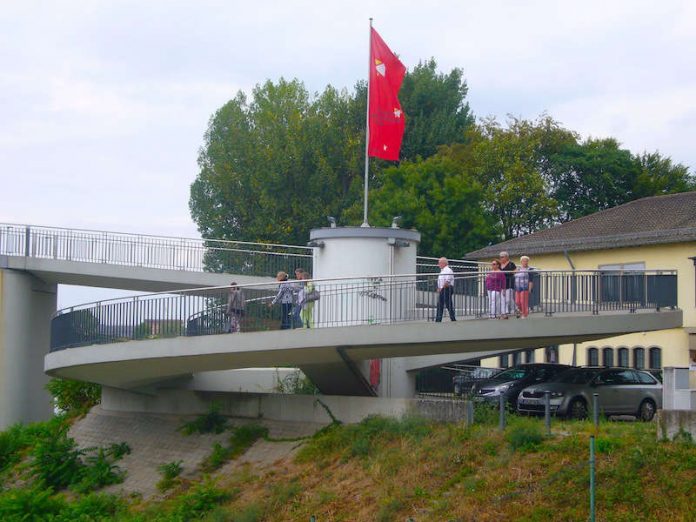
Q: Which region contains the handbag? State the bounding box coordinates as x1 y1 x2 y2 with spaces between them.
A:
304 288 320 303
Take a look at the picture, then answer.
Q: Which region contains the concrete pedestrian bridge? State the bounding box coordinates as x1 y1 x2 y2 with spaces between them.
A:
45 270 681 397
0 222 683 427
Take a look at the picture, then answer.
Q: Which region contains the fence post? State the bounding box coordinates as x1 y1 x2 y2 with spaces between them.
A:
498 394 506 431
466 401 474 427
589 435 596 522
544 390 551 435
592 393 599 428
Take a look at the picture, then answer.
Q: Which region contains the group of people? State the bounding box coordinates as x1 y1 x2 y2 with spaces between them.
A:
224 267 318 333
435 251 534 322
270 268 317 330
485 251 534 319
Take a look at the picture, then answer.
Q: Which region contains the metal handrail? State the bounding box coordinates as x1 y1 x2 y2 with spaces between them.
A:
0 223 313 278
49 269 679 352
51 268 677 316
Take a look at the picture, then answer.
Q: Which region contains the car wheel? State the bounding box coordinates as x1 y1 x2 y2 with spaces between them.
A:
637 399 656 422
567 398 588 420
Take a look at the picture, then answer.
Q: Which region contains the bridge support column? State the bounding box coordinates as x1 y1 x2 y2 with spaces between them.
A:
0 268 56 429
378 358 416 398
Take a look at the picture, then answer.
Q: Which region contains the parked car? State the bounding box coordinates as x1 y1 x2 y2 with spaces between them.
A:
470 363 572 408
452 367 500 396
516 367 662 421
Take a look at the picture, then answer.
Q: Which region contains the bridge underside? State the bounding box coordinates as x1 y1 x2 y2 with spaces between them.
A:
45 309 682 396
1 256 271 292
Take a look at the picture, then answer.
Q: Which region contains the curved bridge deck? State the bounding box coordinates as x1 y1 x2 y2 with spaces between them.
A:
46 269 681 396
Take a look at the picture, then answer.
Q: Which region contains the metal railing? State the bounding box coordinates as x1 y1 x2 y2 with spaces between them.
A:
49 269 678 352
0 223 313 278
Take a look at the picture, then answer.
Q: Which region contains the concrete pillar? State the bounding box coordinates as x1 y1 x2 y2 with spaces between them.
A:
309 227 420 398
0 268 57 428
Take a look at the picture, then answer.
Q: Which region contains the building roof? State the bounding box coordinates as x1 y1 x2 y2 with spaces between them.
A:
465 191 696 259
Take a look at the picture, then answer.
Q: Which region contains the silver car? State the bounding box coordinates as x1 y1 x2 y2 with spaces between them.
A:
516 367 662 421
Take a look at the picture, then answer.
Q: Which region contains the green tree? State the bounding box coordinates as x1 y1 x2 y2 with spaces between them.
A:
398 59 474 161
190 79 365 248
368 143 498 258
473 117 558 239
632 151 695 199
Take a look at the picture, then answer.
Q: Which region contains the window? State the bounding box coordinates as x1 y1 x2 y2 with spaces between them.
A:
545 345 559 364
499 354 509 368
524 350 535 364
617 347 629 368
602 347 614 367
635 371 657 385
634 347 645 370
587 347 599 366
598 263 646 304
597 369 634 385
649 347 662 369
512 352 522 366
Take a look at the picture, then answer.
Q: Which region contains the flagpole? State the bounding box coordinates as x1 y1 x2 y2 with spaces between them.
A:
362 17 373 228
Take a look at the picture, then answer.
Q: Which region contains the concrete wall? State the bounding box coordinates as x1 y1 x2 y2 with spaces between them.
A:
0 269 56 428
101 386 472 425
658 410 696 442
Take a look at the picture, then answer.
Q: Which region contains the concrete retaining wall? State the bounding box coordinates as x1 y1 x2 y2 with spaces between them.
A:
658 410 696 442
101 386 471 425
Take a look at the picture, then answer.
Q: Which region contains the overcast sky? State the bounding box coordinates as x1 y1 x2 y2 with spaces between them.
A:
1 0 694 307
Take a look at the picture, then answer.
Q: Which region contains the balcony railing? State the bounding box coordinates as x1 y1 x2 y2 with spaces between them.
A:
50 269 678 352
0 223 313 278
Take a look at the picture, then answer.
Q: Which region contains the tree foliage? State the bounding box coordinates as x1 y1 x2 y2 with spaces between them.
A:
190 64 694 258
190 61 474 247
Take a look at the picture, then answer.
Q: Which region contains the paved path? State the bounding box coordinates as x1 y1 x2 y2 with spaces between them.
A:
69 406 325 498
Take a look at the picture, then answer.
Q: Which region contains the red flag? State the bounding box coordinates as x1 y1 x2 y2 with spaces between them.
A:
368 28 406 161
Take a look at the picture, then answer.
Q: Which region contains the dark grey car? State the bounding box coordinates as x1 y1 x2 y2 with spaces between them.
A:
470 364 572 408
516 367 662 421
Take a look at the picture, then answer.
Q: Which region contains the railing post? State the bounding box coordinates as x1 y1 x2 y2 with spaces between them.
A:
592 393 599 428
592 273 600 315
24 226 31 257
544 390 551 435
589 435 596 522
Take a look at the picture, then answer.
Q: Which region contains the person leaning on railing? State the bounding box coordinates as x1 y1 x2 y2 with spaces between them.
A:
226 282 246 333
269 271 294 330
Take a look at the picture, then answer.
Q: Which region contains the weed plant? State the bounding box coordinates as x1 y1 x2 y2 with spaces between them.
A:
203 424 269 471
180 403 228 435
157 460 183 492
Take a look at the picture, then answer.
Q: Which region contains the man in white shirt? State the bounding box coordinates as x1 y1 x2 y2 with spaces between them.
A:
436 257 456 322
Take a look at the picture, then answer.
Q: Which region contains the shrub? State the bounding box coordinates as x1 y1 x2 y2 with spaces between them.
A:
180 403 228 435
73 448 126 493
169 480 230 520
46 378 101 415
157 460 184 492
506 422 544 452
0 486 65 520
30 425 85 489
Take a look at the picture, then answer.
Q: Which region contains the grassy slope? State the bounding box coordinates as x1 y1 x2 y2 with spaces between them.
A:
1 413 696 521
209 415 696 522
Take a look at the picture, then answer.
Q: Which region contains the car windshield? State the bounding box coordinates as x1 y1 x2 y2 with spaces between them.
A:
493 368 530 381
552 368 600 384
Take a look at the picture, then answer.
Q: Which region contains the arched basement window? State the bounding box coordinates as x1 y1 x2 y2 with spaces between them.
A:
602 347 614 367
587 347 599 366
634 347 645 370
649 347 662 369
617 347 629 368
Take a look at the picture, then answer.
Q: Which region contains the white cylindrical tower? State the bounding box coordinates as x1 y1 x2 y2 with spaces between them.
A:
307 226 421 399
